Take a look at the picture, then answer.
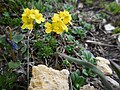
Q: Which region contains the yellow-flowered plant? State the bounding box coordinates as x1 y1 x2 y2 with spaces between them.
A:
59 10 72 25
22 8 45 30
45 10 72 34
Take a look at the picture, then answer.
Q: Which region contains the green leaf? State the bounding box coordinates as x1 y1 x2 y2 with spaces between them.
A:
71 72 76 82
0 36 5 47
21 45 27 54
3 12 10 17
82 69 88 76
71 71 85 90
12 34 24 43
8 61 20 69
110 60 120 80
9 0 16 3
0 75 5 87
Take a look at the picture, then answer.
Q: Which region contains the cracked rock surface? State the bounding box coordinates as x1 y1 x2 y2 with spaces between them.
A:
28 65 69 90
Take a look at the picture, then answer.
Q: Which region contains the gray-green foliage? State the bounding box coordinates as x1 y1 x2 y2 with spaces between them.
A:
110 60 120 81
71 70 85 90
34 36 57 59
0 11 21 26
104 2 120 14
81 50 96 77
72 28 86 39
65 45 74 54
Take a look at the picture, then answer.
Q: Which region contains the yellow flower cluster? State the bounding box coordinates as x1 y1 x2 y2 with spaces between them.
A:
22 8 45 30
45 10 72 34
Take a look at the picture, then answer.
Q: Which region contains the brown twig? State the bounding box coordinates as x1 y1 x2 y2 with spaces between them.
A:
86 40 118 47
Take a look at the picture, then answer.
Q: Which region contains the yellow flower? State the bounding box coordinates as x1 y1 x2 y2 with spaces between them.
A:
35 13 45 24
22 8 31 17
44 10 71 34
52 14 60 22
22 8 34 29
53 21 68 34
22 8 32 23
45 22 53 33
30 9 45 24
45 21 68 34
22 22 33 30
51 13 68 34
21 8 45 30
59 10 72 25
52 22 63 34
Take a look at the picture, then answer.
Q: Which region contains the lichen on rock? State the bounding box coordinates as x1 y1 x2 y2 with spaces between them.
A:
96 57 112 75
80 84 97 90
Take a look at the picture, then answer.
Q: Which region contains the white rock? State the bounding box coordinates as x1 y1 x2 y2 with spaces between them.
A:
116 0 120 4
96 57 110 64
28 65 69 90
80 84 97 90
78 3 83 9
96 57 112 75
104 24 115 33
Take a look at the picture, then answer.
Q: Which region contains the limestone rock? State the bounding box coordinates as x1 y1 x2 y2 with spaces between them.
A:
78 3 83 9
28 65 69 90
96 57 112 75
80 84 97 90
104 24 115 33
116 0 120 4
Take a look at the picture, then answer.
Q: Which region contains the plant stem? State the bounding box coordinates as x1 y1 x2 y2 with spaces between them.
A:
2 54 8 63
9 26 16 62
27 30 32 83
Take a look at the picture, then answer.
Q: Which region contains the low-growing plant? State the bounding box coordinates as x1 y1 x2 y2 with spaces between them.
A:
62 59 71 67
79 20 93 31
82 0 94 6
0 26 22 89
71 70 85 90
71 14 79 21
72 28 86 39
81 50 96 64
113 27 120 34
0 11 21 26
0 70 17 90
104 1 120 14
34 40 54 59
65 45 74 54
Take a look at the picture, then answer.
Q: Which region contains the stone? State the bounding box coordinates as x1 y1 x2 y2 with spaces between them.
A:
80 84 97 90
96 57 112 75
78 3 83 9
104 24 115 33
28 65 69 90
116 0 120 4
